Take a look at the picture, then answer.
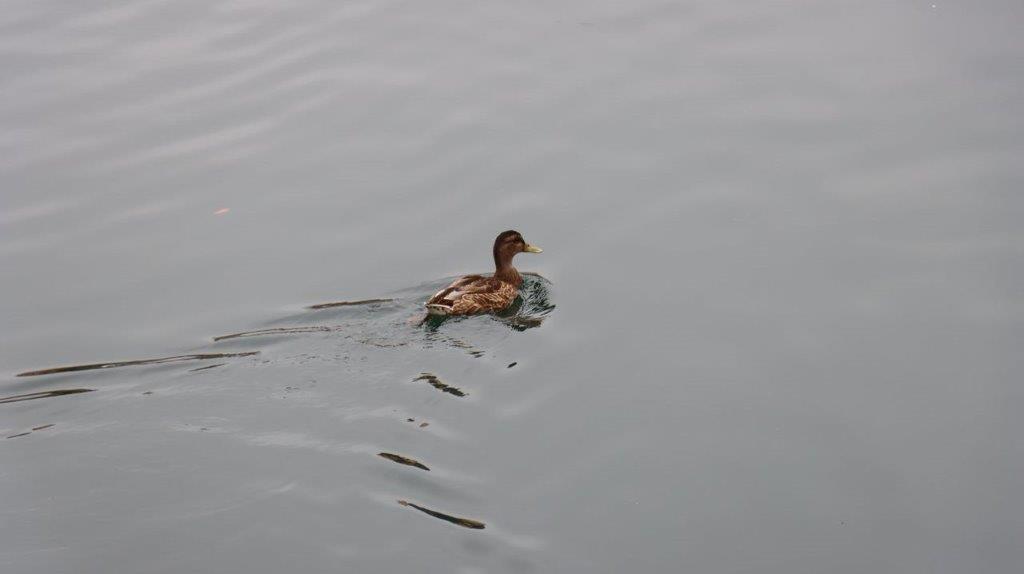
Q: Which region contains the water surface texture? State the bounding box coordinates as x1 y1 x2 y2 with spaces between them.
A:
2 1 1023 573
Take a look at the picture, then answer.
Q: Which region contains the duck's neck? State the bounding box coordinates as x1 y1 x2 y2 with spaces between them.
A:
494 253 522 286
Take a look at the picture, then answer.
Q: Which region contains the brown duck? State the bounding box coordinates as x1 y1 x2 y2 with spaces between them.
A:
425 230 543 316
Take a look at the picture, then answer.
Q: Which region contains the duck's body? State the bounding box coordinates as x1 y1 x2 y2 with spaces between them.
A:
425 230 542 316
425 275 519 316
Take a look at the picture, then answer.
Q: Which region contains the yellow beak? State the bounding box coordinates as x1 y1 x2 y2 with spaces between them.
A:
523 244 543 253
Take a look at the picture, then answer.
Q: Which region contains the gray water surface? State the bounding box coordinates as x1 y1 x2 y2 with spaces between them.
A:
2 1 1023 573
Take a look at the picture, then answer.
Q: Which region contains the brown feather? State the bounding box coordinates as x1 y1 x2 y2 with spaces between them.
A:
427 276 517 315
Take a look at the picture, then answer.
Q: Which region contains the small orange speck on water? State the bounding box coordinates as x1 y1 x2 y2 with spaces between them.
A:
214 208 230 215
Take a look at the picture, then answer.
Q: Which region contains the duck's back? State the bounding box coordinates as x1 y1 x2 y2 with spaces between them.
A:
426 275 517 315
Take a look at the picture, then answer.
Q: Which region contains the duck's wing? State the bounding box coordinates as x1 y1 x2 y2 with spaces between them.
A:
427 275 486 306
427 275 517 314
449 280 517 314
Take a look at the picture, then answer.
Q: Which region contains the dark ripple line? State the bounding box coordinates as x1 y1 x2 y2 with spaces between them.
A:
397 500 485 530
0 389 94 404
16 352 258 377
212 326 335 342
307 298 394 310
378 452 430 471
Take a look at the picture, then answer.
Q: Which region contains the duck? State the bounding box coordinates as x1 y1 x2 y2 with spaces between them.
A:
425 230 543 316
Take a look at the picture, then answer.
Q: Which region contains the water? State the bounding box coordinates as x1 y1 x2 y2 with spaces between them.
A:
2 1 1022 572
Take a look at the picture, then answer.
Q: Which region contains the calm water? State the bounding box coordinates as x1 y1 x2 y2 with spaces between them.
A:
2 1 1022 572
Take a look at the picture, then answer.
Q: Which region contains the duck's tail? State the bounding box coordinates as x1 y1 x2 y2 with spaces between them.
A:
408 304 449 327
425 303 452 316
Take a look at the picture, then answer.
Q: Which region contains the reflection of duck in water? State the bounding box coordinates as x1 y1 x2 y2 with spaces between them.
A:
425 230 543 316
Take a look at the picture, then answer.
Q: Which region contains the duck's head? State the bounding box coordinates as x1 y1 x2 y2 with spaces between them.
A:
493 230 542 269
